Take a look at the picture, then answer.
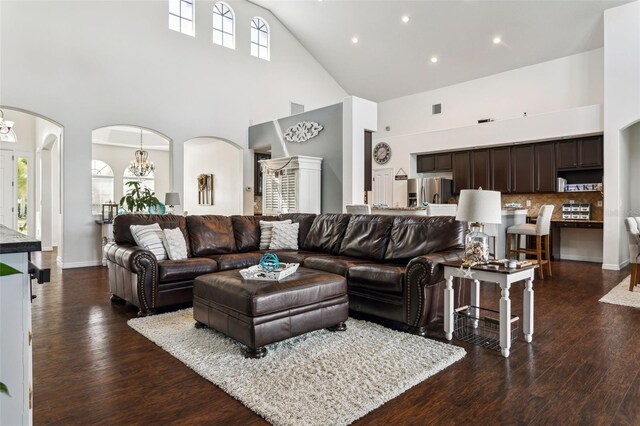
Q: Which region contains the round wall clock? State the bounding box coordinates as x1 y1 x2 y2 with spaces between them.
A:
373 142 391 165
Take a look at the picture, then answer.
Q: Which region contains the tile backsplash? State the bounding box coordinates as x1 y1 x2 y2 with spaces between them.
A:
501 192 603 221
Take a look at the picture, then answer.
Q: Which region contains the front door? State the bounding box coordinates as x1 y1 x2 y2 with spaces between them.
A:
0 150 15 228
372 168 393 206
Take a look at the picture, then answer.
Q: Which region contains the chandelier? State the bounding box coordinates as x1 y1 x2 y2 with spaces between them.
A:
0 110 15 134
129 129 155 178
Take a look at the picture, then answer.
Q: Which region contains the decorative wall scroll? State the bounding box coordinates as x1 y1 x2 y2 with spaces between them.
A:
197 173 214 205
283 121 323 143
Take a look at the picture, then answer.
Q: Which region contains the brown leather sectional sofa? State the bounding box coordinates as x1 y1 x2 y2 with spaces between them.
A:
106 212 468 334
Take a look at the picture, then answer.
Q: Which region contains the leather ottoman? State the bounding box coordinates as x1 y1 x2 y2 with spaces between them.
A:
193 267 348 358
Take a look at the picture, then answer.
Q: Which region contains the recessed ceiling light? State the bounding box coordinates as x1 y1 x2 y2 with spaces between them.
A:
431 56 438 63
351 37 359 44
493 36 502 44
401 16 410 23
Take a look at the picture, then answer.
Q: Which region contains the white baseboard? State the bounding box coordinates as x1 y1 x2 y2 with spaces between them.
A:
559 254 603 263
41 246 53 252
602 259 630 271
57 258 103 269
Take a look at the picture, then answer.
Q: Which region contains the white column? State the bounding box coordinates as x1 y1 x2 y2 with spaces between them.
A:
444 274 454 341
523 275 534 343
499 279 512 358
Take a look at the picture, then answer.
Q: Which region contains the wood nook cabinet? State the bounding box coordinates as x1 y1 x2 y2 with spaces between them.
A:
452 151 471 193
491 146 511 193
511 145 535 193
471 149 491 190
534 142 556 192
555 136 603 170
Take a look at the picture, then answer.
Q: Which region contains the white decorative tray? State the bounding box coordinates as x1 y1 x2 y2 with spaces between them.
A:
239 263 300 281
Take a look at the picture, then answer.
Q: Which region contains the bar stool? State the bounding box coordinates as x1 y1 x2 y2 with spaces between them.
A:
506 205 554 279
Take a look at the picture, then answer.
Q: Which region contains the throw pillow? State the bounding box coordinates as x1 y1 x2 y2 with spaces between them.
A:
130 223 168 261
163 228 188 261
259 219 292 250
269 222 299 250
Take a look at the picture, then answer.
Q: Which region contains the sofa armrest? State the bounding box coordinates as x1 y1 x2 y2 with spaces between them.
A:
105 243 158 314
404 250 464 328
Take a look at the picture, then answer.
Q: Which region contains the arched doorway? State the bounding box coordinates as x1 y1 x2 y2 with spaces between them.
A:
0 106 64 254
183 137 243 215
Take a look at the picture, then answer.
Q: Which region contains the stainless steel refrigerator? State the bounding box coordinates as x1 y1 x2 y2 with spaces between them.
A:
407 177 453 207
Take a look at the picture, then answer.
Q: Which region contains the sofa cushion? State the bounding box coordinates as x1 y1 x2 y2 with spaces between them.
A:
339 215 394 261
278 213 317 249
158 258 218 283
231 215 279 252
186 215 236 256
303 255 370 277
348 264 405 295
113 214 191 256
303 214 351 254
208 252 263 271
384 216 465 262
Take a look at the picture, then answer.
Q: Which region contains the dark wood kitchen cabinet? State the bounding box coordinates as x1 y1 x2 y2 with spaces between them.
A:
471 149 491 190
452 151 471 193
579 136 603 168
556 136 603 170
490 146 511 193
417 153 452 173
417 155 436 172
534 142 556 192
511 145 535 193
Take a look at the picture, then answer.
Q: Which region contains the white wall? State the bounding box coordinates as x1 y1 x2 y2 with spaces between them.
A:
602 0 640 270
92 144 170 206
183 138 243 216
342 97 378 210
0 0 347 267
34 117 62 249
375 50 605 209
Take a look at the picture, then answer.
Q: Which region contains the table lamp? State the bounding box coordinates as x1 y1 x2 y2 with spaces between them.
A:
164 192 181 214
455 188 502 265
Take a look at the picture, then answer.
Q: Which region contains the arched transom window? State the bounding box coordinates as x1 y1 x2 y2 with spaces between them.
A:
213 2 235 49
250 17 270 61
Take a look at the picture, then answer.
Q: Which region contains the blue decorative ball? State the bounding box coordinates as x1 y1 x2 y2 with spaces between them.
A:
260 253 280 272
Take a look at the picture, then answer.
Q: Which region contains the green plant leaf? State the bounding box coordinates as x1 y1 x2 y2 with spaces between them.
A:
0 382 10 397
0 263 22 277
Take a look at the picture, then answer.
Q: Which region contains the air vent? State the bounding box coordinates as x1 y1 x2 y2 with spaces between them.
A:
290 102 305 115
432 104 442 115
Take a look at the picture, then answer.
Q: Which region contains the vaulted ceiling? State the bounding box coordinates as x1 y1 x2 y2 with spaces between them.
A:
253 0 631 102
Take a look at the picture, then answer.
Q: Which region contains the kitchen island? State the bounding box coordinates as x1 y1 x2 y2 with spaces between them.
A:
0 225 41 425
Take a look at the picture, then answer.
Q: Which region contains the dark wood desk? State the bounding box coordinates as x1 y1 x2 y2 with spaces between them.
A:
527 218 603 260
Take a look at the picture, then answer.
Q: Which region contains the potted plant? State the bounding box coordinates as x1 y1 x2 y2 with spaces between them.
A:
119 181 162 213
0 262 22 398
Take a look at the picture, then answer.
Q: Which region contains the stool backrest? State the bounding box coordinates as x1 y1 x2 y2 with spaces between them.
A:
625 217 640 264
536 205 555 235
345 204 371 215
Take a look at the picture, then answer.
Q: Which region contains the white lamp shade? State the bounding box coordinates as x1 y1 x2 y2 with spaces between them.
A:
455 189 502 224
165 192 181 206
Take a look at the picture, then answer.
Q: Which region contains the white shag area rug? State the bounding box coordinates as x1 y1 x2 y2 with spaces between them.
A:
599 275 640 308
128 308 465 426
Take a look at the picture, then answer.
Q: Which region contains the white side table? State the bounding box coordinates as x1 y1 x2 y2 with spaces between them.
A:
442 262 537 358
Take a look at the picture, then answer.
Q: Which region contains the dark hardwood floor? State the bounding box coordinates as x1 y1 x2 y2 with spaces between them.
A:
32 255 639 425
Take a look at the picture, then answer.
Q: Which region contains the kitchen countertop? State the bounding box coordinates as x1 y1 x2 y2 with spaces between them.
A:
0 225 42 254
372 206 427 211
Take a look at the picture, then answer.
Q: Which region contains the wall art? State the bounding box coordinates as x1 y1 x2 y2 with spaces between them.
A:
283 121 323 143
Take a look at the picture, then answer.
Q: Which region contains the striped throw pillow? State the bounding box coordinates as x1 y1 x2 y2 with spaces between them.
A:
269 222 299 250
130 223 168 261
259 220 292 250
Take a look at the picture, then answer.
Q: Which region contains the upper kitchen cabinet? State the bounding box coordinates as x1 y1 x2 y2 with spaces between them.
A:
534 142 556 192
556 136 603 170
491 146 511 193
452 151 471 193
417 153 452 173
511 145 535 193
471 149 491 190
578 136 603 168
